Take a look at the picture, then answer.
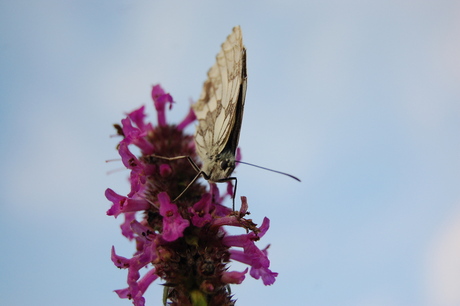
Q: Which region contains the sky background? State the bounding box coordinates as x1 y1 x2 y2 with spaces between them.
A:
1 1 460 305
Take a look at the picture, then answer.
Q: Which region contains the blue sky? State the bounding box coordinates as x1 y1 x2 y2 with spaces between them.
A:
1 1 460 305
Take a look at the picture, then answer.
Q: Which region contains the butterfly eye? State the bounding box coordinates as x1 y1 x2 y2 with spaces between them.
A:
220 160 229 170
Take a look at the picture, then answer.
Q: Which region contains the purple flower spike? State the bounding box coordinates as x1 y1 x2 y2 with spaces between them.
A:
106 84 277 305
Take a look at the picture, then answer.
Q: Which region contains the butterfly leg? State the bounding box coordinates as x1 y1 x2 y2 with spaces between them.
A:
172 170 204 202
216 176 237 211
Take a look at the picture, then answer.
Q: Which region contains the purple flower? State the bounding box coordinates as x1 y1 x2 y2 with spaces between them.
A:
189 193 213 227
221 268 248 284
106 84 277 305
151 84 173 127
177 106 196 131
106 186 151 211
158 192 189 241
120 117 155 155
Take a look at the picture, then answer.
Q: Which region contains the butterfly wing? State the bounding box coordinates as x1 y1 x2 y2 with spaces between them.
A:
193 26 247 181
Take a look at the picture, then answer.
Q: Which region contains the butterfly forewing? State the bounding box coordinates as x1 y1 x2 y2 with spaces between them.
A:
193 26 247 182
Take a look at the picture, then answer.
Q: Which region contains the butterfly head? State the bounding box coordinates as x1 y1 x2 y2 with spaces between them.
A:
203 150 236 182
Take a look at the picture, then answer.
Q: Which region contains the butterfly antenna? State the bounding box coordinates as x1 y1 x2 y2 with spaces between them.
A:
235 161 301 182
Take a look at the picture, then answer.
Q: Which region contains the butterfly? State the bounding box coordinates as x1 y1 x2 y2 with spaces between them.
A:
152 26 246 206
154 26 298 205
193 25 247 184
